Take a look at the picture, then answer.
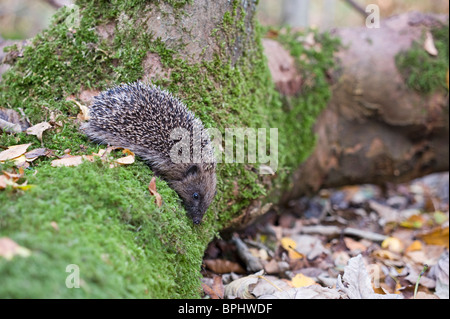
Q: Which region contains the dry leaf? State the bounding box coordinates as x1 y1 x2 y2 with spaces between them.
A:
14 180 33 190
400 214 425 229
406 240 423 253
0 175 8 189
2 169 24 180
0 170 33 191
264 259 289 275
0 143 32 162
280 237 304 260
24 148 49 161
13 155 27 166
289 235 327 260
415 291 439 299
291 273 316 288
419 226 449 248
148 177 162 207
69 99 91 121
51 155 84 167
259 285 341 299
372 249 401 261
344 237 367 253
26 122 52 142
381 237 404 254
424 31 438 56
122 149 134 156
204 259 246 274
115 154 135 165
223 270 264 299
0 237 31 260
430 251 449 299
201 275 224 299
336 254 401 299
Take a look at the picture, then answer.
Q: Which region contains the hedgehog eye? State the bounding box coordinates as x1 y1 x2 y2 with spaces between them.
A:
192 192 200 200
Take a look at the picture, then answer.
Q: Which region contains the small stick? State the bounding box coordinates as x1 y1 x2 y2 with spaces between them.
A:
414 264 429 299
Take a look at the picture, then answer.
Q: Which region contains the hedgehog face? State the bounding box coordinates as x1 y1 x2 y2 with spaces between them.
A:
170 164 217 224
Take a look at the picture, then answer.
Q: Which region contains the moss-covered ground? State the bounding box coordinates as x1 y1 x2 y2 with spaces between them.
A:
0 1 338 298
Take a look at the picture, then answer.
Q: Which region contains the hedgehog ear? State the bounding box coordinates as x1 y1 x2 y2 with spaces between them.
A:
185 164 199 177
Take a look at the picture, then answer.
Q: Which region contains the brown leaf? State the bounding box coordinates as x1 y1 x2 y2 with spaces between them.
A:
115 154 135 165
0 175 8 189
24 148 49 161
148 177 162 207
0 169 33 191
51 155 84 167
344 237 368 253
0 237 31 260
0 143 32 162
424 31 438 56
291 273 316 288
202 275 224 299
2 169 24 180
67 98 90 121
26 122 52 142
381 237 404 254
204 259 246 274
419 226 449 248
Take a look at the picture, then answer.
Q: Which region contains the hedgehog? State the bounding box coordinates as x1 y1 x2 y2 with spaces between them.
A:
82 81 216 224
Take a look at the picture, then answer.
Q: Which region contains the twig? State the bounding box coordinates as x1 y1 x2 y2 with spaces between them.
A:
342 0 367 17
232 233 264 272
414 264 429 299
300 225 387 242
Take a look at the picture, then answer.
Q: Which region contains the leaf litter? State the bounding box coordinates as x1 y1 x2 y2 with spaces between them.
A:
202 172 449 299
0 141 140 195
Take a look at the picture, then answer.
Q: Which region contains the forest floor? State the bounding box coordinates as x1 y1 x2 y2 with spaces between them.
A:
201 172 449 299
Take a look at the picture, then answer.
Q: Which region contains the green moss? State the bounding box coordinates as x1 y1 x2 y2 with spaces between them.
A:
0 0 339 298
0 160 210 298
396 24 449 93
272 28 340 168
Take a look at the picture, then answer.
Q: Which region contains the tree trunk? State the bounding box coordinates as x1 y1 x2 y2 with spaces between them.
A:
0 0 282 298
274 12 449 203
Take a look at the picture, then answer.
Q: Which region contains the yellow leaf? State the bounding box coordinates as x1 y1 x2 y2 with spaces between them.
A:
291 273 316 288
115 154 135 165
280 237 304 260
419 226 449 248
280 237 296 250
400 214 425 229
15 183 34 191
13 155 27 166
406 240 422 253
381 237 404 254
0 143 32 162
122 149 135 156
